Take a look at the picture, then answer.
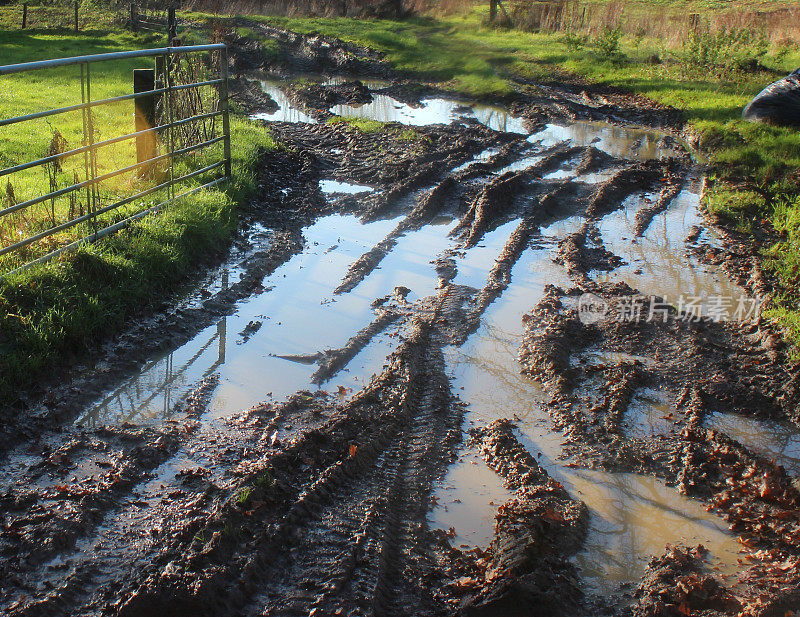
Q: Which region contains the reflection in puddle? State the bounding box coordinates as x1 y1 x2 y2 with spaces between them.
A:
253 79 318 123
252 77 529 134
77 318 228 428
319 179 374 194
322 75 392 89
331 96 529 133
706 412 800 478
429 219 740 593
79 214 451 427
597 186 745 305
567 470 741 594
621 388 677 439
430 447 514 547
530 121 685 161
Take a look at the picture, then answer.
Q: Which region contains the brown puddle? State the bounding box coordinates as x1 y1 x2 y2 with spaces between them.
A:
66 88 790 598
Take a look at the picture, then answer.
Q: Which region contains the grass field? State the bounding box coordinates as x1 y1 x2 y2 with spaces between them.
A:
0 24 275 400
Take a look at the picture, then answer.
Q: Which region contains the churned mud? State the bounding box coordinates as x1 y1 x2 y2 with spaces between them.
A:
2 23 800 617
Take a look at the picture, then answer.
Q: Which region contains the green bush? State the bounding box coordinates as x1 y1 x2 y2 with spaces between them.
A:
676 26 768 79
593 26 624 62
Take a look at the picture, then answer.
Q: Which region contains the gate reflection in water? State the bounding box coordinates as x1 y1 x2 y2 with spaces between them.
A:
78 273 230 428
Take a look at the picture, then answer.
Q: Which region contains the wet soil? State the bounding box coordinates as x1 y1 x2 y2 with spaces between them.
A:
2 24 800 617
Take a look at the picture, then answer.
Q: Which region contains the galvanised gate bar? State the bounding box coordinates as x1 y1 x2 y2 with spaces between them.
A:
0 43 232 275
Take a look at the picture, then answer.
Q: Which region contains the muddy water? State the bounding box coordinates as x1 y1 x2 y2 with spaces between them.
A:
80 213 465 426
596 183 744 304
331 95 529 133
428 216 743 594
74 86 792 597
530 122 687 161
706 412 800 478
253 76 529 132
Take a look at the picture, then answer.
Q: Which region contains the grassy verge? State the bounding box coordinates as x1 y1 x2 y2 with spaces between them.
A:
191 7 800 346
0 27 275 401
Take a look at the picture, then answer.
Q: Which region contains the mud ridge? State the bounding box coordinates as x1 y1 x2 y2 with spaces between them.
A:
584 160 670 219
334 177 458 295
461 419 588 617
632 171 687 237
451 143 584 247
311 307 402 383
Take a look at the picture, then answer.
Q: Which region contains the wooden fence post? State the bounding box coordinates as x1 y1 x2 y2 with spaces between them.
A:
22 3 27 29
133 68 158 168
168 6 176 41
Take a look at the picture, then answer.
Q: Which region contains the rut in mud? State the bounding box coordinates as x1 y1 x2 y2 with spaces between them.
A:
2 25 800 617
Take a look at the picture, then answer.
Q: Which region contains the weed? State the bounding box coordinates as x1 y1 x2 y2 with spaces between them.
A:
676 26 768 79
237 487 252 506
256 470 275 487
593 25 624 62
222 521 238 537
562 30 587 51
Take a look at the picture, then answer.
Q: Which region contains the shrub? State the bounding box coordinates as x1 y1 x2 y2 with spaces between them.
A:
593 25 624 62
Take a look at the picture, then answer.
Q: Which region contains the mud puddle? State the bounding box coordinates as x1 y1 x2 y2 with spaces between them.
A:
596 182 744 303
531 121 688 161
253 75 529 132
706 412 800 478
428 215 743 594
6 58 800 616
331 94 529 132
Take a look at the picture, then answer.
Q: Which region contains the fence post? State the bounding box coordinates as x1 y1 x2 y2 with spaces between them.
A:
74 1 79 33
133 68 157 170
130 2 138 32
22 3 27 29
168 6 176 41
219 47 232 180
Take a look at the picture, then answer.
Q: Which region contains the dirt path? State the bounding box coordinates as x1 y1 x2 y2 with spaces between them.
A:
1 26 799 617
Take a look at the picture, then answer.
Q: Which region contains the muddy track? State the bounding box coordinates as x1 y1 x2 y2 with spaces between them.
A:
3 24 800 617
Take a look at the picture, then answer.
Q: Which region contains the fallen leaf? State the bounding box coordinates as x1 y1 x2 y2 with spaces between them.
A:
349 444 357 458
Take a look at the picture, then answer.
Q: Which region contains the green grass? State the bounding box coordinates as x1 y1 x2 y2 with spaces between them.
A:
326 116 386 133
0 27 275 401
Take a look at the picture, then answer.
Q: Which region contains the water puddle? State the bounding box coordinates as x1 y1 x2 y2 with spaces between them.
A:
621 388 677 439
597 186 745 307
322 75 392 89
319 179 374 194
331 96 529 133
530 122 686 161
78 212 462 426
450 146 504 173
253 79 318 123
429 214 741 593
252 77 529 133
566 470 742 594
706 412 800 478
430 446 514 547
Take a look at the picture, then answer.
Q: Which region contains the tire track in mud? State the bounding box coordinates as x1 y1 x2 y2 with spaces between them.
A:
0 377 222 615
7 63 794 617
74 288 463 617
